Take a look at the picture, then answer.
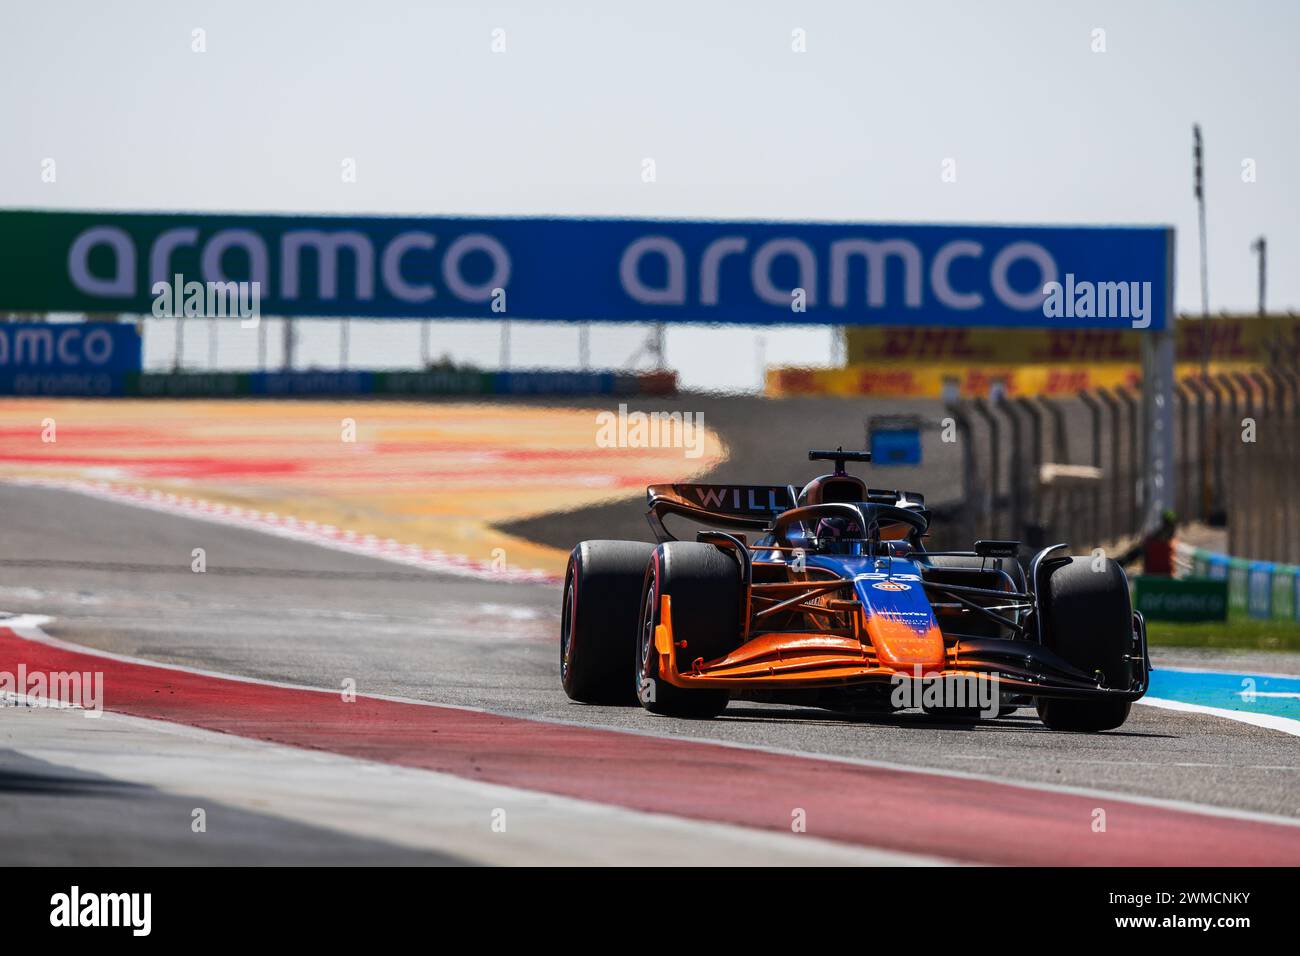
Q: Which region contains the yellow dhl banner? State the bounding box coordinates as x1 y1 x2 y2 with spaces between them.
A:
844 315 1300 365
766 362 1259 399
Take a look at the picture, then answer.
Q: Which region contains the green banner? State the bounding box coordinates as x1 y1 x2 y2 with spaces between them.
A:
1134 576 1229 622
373 370 492 395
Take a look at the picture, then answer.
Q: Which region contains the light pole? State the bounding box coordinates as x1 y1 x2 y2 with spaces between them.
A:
1193 124 1212 519
1194 125 1210 373
282 317 296 370
1251 236 1266 316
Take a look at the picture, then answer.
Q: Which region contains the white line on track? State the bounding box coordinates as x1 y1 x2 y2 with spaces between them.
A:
941 753 1300 772
1138 696 1300 739
4 477 561 585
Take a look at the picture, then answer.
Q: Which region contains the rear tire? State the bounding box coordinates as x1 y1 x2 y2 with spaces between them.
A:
1035 555 1135 732
635 542 738 719
561 540 655 705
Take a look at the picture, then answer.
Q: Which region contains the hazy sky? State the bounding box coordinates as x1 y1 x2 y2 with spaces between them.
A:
3 1 1298 388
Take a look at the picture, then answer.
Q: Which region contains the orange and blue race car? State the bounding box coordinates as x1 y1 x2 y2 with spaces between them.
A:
561 448 1150 731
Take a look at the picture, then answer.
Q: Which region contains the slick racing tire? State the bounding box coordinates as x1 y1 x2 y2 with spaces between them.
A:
635 542 739 719
1034 555 1134 732
1035 696 1131 733
561 540 655 705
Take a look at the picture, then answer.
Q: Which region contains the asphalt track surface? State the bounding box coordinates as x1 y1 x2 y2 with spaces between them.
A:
1 481 1298 865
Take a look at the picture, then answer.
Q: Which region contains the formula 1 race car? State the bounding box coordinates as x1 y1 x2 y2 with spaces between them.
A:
561 448 1150 731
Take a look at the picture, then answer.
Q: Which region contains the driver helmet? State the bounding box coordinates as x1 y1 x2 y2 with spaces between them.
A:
813 515 869 554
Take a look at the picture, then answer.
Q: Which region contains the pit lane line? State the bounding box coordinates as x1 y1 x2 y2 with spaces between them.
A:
4 615 1299 866
1138 697 1300 738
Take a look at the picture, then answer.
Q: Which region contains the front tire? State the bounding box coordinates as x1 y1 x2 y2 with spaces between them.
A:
1035 555 1135 732
561 540 655 704
1035 697 1131 732
635 542 738 719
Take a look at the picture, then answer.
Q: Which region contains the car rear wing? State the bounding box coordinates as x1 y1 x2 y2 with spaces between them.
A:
646 483 797 541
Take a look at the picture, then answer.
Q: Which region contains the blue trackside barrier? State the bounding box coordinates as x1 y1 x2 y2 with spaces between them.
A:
0 370 130 396
1177 544 1298 622
0 321 142 395
248 371 376 396
491 370 617 395
1247 562 1273 620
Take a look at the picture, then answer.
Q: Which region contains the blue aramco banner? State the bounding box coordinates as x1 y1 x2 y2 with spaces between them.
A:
0 321 142 395
0 211 1172 329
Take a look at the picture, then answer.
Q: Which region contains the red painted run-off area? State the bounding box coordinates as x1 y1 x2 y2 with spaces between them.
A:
5 627 1298 866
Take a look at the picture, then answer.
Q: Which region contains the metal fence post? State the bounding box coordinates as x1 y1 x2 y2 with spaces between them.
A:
1233 372 1261 559
1097 388 1123 546
1273 366 1300 562
1037 395 1072 544
994 394 1023 544
1117 387 1141 539
1250 370 1279 562
1203 375 1226 522
1038 395 1068 463
1079 390 1104 549
945 400 977 547
1173 382 1193 521
1181 378 1206 522
1222 374 1246 558
1015 397 1045 538
971 398 1001 540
